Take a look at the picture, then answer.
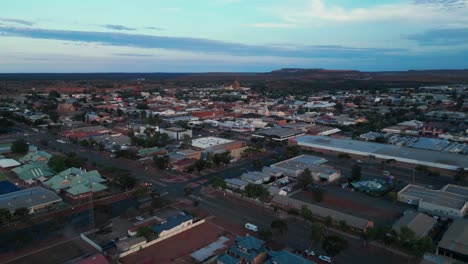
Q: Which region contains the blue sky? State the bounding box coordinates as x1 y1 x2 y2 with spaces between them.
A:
1 0 468 72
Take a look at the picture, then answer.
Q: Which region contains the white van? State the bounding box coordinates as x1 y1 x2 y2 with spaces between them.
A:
245 223 258 232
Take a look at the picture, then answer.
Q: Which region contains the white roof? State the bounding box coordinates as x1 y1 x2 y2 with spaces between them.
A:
191 136 233 149
0 158 21 168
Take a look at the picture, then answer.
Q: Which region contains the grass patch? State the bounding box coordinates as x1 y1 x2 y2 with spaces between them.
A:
0 172 8 181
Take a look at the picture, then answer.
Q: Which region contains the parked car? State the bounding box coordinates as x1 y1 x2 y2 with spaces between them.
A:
245 223 258 232
135 216 144 221
319 255 332 263
305 249 315 256
382 170 390 176
356 160 363 164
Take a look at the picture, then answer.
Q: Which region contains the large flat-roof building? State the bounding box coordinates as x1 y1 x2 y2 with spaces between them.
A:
392 211 436 239
191 136 246 159
252 127 305 141
397 184 468 219
437 219 468 262
0 186 62 214
270 155 340 182
292 135 468 171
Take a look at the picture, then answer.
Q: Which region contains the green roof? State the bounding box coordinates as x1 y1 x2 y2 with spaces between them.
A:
20 150 53 163
45 167 107 196
12 162 56 181
218 254 240 264
266 250 315 264
138 147 164 156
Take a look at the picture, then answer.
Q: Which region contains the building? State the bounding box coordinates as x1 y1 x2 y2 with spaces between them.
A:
0 158 20 168
265 250 315 264
0 181 20 195
240 171 271 184
63 125 111 140
222 235 267 264
0 186 62 214
292 135 468 171
160 127 192 140
270 155 340 182
20 150 53 163
226 178 249 190
74 253 109 264
45 168 108 200
392 211 436 239
397 184 468 219
151 213 193 238
437 219 468 262
12 163 56 185
252 127 305 141
272 195 374 232
192 136 246 158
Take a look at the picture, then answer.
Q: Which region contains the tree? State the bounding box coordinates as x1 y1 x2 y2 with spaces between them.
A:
48 90 60 98
136 226 151 238
11 139 29 154
210 176 227 189
194 159 207 173
0 208 12 224
338 220 350 232
322 235 349 257
117 175 136 189
153 155 170 170
258 229 273 241
14 207 29 217
271 219 288 235
136 103 149 110
351 164 362 181
252 159 263 169
398 227 415 244
244 184 270 202
312 188 326 203
48 155 66 172
309 222 326 245
285 145 300 158
324 216 333 230
180 134 192 149
184 187 193 196
411 237 434 257
298 168 314 190
454 168 467 182
300 205 314 221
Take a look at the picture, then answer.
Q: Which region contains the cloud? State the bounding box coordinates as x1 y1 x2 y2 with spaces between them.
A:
0 26 404 59
0 18 34 26
145 26 164 31
101 24 136 31
113 53 160 57
251 22 299 29
406 27 468 45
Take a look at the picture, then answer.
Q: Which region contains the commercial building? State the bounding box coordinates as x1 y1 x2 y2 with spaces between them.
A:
292 135 468 171
392 211 436 239
20 150 52 163
12 163 56 185
252 127 305 141
151 213 193 238
270 155 340 182
265 250 315 264
45 167 108 200
437 219 468 262
397 184 468 219
240 171 271 184
191 137 246 159
160 127 192 140
0 186 62 214
0 158 20 168
225 178 249 190
272 195 374 232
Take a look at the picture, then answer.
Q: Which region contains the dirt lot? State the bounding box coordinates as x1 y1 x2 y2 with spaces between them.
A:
120 221 232 264
293 187 405 225
7 238 96 264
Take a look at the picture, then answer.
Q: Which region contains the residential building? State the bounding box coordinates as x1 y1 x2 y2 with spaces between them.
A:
223 235 267 264
160 127 192 140
265 250 315 264
0 186 62 214
240 171 270 184
225 178 249 190
20 150 53 163
397 184 468 219
151 213 193 238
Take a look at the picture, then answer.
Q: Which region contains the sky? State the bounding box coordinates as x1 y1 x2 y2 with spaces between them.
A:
1 0 468 72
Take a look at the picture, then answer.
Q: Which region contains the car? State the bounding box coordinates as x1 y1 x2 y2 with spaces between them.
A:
382 170 390 176
245 223 258 232
135 216 144 221
319 255 332 263
56 139 66 144
341 183 349 189
305 249 315 256
356 160 363 164
179 211 187 216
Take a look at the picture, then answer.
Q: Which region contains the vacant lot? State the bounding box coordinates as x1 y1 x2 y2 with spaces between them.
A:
121 222 231 264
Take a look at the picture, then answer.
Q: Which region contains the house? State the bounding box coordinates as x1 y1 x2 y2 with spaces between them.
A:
225 178 249 190
151 213 193 238
217 254 241 264
0 186 62 214
160 127 192 140
223 236 267 264
12 163 56 186
240 171 270 184
265 250 315 264
392 211 436 239
44 168 107 200
0 158 20 169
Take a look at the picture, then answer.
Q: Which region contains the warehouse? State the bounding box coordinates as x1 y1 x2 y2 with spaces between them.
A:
252 127 305 141
270 155 340 182
397 184 468 219
437 219 468 262
292 135 468 171
0 186 62 214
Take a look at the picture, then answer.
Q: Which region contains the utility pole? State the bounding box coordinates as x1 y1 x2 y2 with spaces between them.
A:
88 182 95 230
412 168 415 185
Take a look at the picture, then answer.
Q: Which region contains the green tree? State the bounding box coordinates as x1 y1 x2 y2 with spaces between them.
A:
271 219 288 235
285 145 300 158
153 155 170 170
309 222 326 246
338 220 350 232
0 208 12 224
48 155 66 172
324 216 333 230
351 164 362 181
117 175 136 189
194 159 207 173
244 184 270 202
258 229 273 241
180 134 192 149
300 205 314 221
312 188 326 203
210 176 227 189
48 90 60 98
322 235 349 257
136 226 151 238
14 207 29 217
252 159 263 169
411 237 434 257
184 187 193 196
298 168 314 190
11 139 29 154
